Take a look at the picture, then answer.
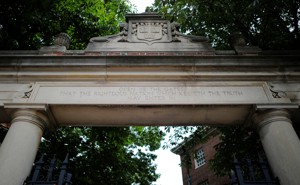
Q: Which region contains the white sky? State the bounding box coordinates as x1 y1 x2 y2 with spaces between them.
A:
129 0 154 13
153 143 183 185
127 1 183 185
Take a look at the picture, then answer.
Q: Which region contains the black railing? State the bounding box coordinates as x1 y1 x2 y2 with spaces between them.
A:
24 154 72 185
231 155 279 185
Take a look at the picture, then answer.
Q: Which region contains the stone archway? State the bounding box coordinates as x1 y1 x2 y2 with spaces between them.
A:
0 12 300 185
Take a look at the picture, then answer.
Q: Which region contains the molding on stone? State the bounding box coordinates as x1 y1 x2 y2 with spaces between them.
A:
252 109 293 130
4 103 58 131
0 55 299 83
39 45 67 55
11 109 49 131
85 12 213 52
245 104 299 129
255 104 299 110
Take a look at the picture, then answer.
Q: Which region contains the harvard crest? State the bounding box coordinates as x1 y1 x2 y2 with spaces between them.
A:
136 23 163 41
128 21 171 44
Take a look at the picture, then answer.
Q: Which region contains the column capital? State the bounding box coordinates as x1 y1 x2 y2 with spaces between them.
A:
0 105 51 185
252 109 292 130
10 109 49 131
4 104 57 131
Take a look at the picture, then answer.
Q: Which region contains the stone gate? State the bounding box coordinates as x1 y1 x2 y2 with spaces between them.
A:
0 12 300 185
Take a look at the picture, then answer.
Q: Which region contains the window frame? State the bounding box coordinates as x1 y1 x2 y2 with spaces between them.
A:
194 147 206 169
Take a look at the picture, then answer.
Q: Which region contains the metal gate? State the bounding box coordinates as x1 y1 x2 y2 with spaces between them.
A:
231 155 279 185
24 154 72 185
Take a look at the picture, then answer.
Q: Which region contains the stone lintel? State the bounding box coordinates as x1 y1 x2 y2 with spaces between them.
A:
23 81 292 105
1 104 252 127
50 105 251 126
0 81 292 127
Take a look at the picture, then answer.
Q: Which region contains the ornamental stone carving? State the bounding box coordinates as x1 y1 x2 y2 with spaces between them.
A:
128 21 171 44
53 33 71 49
86 12 214 53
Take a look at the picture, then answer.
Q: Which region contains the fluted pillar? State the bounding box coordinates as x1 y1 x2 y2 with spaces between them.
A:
0 109 49 185
253 109 300 185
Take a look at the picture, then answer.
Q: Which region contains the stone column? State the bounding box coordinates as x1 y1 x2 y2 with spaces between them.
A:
0 109 49 185
253 109 300 185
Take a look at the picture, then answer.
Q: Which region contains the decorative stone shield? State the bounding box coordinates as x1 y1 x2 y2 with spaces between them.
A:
137 23 163 42
127 17 172 44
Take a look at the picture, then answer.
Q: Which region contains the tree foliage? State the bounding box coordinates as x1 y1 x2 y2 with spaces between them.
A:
0 1 165 184
38 126 164 185
1 125 164 184
165 125 264 176
2 0 300 182
209 126 263 176
153 0 300 49
152 0 300 176
0 0 134 50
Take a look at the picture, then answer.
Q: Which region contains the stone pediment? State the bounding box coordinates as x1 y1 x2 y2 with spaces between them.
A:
85 12 214 54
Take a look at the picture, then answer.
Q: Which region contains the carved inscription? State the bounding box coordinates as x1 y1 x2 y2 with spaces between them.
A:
34 86 270 104
58 87 244 101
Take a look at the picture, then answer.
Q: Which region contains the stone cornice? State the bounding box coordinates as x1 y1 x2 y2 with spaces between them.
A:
0 54 299 82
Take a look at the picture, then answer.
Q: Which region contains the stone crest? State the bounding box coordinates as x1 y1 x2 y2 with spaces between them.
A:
128 20 171 44
86 12 213 52
135 22 165 41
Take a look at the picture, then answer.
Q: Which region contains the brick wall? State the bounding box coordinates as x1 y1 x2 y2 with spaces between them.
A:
180 135 230 185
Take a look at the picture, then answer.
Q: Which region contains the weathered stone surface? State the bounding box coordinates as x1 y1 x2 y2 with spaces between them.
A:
53 33 71 49
0 81 292 126
39 45 67 55
86 12 214 53
0 13 299 126
26 82 280 105
0 12 300 185
0 84 33 105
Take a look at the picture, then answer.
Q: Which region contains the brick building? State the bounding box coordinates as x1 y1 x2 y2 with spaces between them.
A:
172 129 230 185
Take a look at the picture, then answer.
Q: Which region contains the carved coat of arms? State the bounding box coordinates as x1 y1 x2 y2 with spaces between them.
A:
137 23 162 41
128 21 171 44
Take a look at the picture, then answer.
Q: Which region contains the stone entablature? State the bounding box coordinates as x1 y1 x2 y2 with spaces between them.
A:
0 52 299 126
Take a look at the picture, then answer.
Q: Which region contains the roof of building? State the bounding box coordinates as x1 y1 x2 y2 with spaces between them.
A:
171 127 219 155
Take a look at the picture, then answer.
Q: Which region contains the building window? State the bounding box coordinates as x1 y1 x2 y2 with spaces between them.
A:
195 148 205 168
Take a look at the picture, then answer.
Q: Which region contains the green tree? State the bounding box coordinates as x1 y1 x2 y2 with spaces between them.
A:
0 0 134 50
153 0 300 50
38 126 164 185
1 125 164 184
209 126 263 176
0 1 164 184
165 126 264 176
152 0 300 176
